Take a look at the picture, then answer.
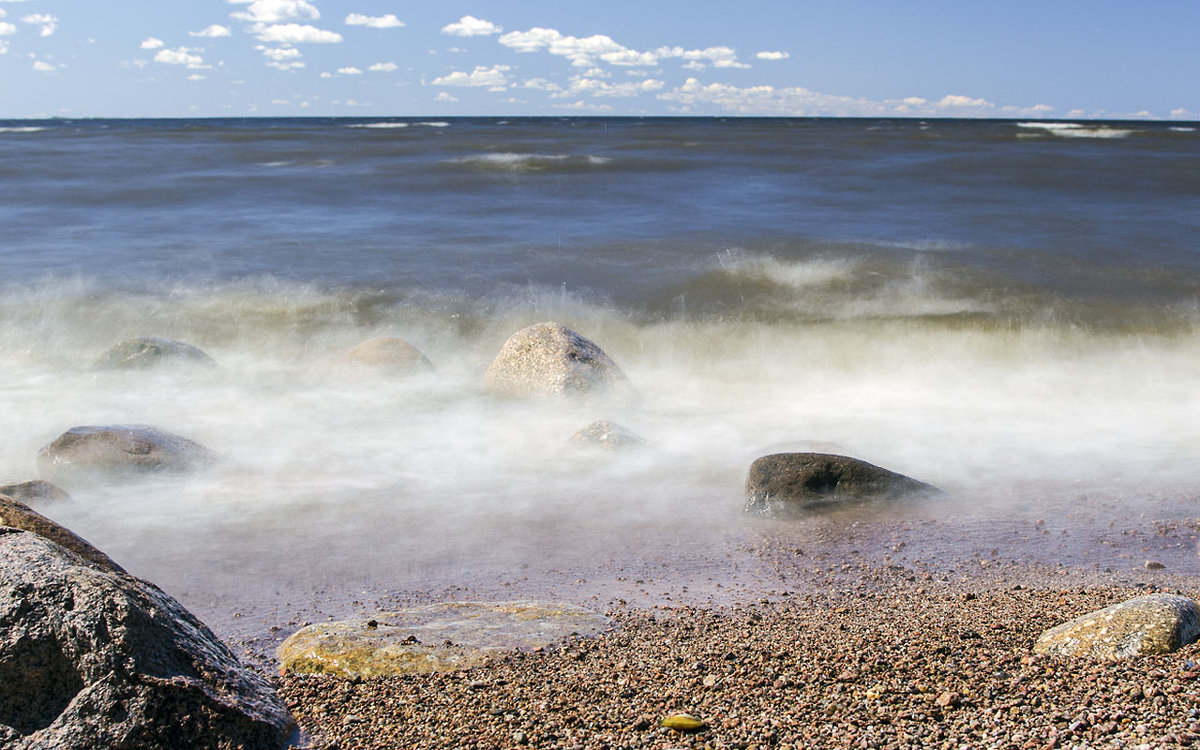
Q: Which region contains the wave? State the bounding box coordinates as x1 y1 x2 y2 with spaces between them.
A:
1016 122 1134 139
453 152 613 172
348 122 409 129
0 126 48 133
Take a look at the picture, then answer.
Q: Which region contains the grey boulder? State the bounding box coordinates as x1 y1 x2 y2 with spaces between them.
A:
328 336 434 373
37 424 219 484
94 337 216 370
0 494 122 573
484 322 635 401
744 452 937 516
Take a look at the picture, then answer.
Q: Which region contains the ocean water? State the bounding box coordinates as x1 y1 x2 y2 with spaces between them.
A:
1 117 1198 635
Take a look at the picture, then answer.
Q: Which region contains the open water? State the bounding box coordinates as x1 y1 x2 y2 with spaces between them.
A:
1 117 1198 636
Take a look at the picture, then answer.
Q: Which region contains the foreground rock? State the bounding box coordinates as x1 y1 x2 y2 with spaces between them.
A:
0 529 294 748
94 336 216 370
279 601 610 678
1034 593 1200 659
568 420 645 450
0 494 122 572
329 336 434 373
37 424 219 484
0 480 71 504
744 452 937 516
484 322 635 401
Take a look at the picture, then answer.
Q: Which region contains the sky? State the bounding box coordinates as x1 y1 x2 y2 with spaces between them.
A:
0 0 1197 120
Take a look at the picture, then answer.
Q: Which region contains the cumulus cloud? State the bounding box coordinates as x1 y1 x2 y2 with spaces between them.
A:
756 50 789 60
190 24 232 38
231 0 320 24
257 45 301 61
22 13 56 36
337 66 362 74
368 61 397 72
432 64 510 88
563 76 665 98
937 94 994 109
154 47 208 68
434 91 458 102
140 37 164 49
254 24 342 44
32 59 55 71
441 15 501 37
0 21 14 35
499 26 749 71
345 13 403 29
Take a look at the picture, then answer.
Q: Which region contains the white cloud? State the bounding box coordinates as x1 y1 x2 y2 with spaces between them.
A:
1171 108 1198 120
554 99 613 112
345 13 403 29
432 64 510 88
188 73 206 80
368 61 397 72
154 47 208 68
231 0 320 24
441 15 501 37
756 50 789 61
21 13 56 36
499 27 748 70
337 66 362 74
254 24 342 44
257 45 301 61
937 94 994 109
267 60 304 71
564 76 665 98
0 21 14 35
190 24 232 38
434 91 458 102
32 59 55 71
140 37 164 49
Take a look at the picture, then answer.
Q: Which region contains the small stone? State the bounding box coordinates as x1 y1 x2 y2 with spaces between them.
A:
935 691 959 708
1146 560 1166 570
660 713 706 732
702 674 719 687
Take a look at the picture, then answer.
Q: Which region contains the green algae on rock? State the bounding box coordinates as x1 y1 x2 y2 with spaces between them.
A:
1034 593 1200 659
278 601 610 678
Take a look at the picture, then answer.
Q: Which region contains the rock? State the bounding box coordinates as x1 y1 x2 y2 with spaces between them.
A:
37 424 219 484
0 480 71 504
279 601 610 678
329 336 434 373
484 322 634 400
94 336 216 370
567 420 645 449
0 528 294 748
744 452 937 516
1033 593 1200 659
0 495 123 573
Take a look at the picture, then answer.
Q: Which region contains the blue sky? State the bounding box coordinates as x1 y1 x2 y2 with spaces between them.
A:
1 0 1196 119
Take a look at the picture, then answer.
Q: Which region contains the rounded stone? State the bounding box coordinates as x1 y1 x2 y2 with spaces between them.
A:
329 336 434 373
1034 593 1200 659
744 452 938 516
37 424 220 485
94 337 216 370
484 322 634 401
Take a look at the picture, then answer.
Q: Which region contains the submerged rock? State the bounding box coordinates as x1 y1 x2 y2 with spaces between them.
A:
568 420 645 450
328 336 434 373
37 424 220 485
744 452 937 516
484 322 635 401
0 528 294 748
0 495 122 573
94 336 216 370
279 601 610 678
0 480 71 504
1034 593 1200 659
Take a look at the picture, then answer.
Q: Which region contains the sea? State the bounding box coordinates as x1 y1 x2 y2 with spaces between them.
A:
1 117 1198 638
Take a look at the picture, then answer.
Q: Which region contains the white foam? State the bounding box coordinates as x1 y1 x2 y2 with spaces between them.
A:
0 126 47 133
1168 126 1196 133
1016 121 1133 138
415 121 450 128
455 153 611 170
349 122 409 129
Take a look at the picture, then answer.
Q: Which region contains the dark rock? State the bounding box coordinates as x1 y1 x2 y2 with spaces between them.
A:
94 336 216 370
0 528 294 748
0 480 71 504
484 322 635 401
37 424 219 485
329 336 434 373
744 452 938 516
0 494 123 573
568 420 645 450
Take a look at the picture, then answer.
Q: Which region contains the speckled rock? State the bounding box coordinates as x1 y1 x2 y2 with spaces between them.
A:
37 424 219 485
1034 593 1200 659
568 420 645 450
0 495 123 573
744 452 937 516
94 336 216 370
279 601 610 678
329 336 434 373
0 528 294 749
484 322 634 400
0 480 71 504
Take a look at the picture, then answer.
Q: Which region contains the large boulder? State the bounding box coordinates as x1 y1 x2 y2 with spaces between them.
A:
484 322 635 401
0 528 294 748
744 452 937 516
279 601 610 678
37 424 219 484
0 495 122 573
328 336 434 373
94 337 216 370
1034 594 1200 659
0 480 71 505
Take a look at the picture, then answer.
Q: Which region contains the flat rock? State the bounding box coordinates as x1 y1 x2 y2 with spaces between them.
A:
1034 593 1200 659
0 495 122 573
568 420 645 450
484 322 635 400
0 529 293 748
94 336 216 370
744 452 937 516
37 424 219 485
278 601 610 678
0 480 71 504
329 336 434 373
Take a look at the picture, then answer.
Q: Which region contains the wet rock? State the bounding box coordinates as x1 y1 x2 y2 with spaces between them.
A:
37 424 219 484
0 494 123 573
744 452 938 516
0 480 71 504
329 336 434 373
484 322 635 401
94 336 216 370
1034 593 1200 659
0 528 294 748
567 420 645 450
279 601 610 678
